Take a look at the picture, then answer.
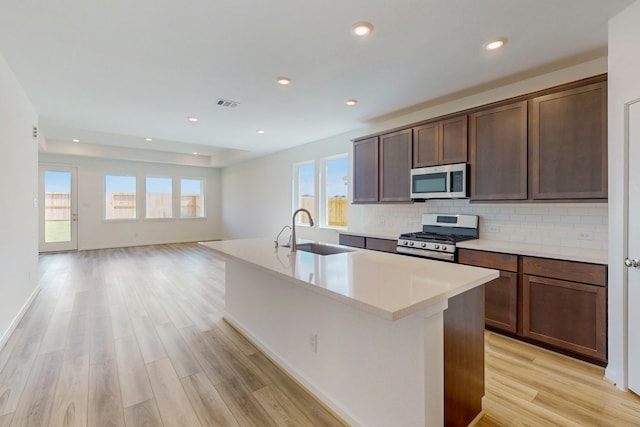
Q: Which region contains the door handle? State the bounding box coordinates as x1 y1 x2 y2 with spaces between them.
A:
625 258 640 268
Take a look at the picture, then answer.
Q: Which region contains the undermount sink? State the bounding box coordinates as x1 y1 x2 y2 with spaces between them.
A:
295 243 353 256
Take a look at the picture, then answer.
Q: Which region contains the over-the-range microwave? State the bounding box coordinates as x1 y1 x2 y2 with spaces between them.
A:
410 162 469 200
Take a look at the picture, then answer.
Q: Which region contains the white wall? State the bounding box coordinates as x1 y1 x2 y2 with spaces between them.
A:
222 57 609 249
221 137 350 244
0 54 39 347
607 0 640 389
39 153 222 250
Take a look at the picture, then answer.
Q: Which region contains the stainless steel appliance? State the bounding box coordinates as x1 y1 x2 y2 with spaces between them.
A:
397 214 478 261
410 162 469 200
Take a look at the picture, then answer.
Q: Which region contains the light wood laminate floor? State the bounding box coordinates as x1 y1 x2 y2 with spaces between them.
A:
0 243 638 426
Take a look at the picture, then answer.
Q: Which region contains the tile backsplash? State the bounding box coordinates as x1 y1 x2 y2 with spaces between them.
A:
349 200 608 249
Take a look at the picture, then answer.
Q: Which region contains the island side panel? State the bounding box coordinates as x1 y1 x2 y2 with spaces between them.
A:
443 285 485 427
224 258 446 427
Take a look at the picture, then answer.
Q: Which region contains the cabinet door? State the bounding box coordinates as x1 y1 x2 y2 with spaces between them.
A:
522 275 607 362
338 234 365 248
531 81 607 199
469 101 528 200
485 272 518 333
353 137 379 203
413 115 467 168
440 115 468 165
365 237 397 253
380 129 412 202
458 249 518 333
413 123 439 167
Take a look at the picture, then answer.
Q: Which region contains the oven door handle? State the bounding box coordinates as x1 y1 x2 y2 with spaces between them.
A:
396 246 455 261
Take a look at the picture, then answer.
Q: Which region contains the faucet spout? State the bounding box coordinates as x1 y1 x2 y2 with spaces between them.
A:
291 208 314 252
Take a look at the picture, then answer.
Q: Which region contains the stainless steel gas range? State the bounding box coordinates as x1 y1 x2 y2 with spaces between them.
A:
397 214 479 262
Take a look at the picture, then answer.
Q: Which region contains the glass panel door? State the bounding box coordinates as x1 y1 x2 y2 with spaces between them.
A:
39 165 78 252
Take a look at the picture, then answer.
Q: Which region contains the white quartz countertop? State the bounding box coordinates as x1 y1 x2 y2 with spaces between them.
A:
199 238 498 321
457 240 608 265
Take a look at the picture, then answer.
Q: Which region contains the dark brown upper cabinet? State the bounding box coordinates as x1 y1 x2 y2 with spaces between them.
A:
469 101 528 200
353 130 412 204
531 81 607 200
352 136 379 203
413 115 468 167
380 129 412 202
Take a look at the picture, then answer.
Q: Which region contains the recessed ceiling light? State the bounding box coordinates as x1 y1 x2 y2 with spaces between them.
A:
276 77 291 85
192 152 198 155
485 38 507 51
72 139 80 143
345 99 358 106
145 137 153 142
187 116 199 122
352 21 373 37
257 130 265 134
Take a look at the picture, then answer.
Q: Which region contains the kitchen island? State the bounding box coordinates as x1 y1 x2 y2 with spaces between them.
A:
199 238 498 427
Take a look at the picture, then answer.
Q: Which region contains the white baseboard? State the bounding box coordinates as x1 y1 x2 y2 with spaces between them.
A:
0 285 41 351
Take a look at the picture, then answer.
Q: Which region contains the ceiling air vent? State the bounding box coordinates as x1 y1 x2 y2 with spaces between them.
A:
216 98 240 108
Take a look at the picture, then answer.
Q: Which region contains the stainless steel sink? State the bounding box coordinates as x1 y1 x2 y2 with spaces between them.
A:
295 243 353 256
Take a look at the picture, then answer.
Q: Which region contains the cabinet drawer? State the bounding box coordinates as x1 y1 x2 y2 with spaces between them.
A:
523 275 606 361
366 237 397 253
338 234 365 249
523 257 606 287
458 249 518 272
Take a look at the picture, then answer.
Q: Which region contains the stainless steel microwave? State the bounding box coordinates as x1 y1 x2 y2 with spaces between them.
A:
410 163 469 200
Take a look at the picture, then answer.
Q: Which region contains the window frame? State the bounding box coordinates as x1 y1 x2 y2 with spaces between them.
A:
104 174 137 221
292 160 316 227
144 176 174 220
319 154 349 229
179 177 206 219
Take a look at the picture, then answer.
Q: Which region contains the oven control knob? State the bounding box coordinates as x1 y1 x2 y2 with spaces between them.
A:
409 241 414 246
402 240 408 246
442 245 447 251
421 242 426 248
434 244 440 250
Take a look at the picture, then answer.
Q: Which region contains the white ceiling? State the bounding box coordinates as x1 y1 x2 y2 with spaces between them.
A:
0 0 633 166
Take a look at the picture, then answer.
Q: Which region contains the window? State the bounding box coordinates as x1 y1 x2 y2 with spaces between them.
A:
180 178 205 218
293 161 315 225
44 170 72 241
146 177 173 218
105 175 136 220
322 155 349 227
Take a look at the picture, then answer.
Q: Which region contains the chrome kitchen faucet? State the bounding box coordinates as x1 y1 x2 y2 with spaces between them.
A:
291 208 314 252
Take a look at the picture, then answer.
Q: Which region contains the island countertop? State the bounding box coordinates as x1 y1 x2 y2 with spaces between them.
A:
199 238 498 321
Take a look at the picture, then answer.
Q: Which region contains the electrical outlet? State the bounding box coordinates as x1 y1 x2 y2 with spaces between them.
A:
577 231 594 240
309 333 317 353
487 225 500 233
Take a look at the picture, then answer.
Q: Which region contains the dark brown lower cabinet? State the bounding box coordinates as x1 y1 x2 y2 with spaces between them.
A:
485 271 518 333
337 234 365 248
338 234 397 253
458 248 607 364
522 274 607 362
458 249 518 333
